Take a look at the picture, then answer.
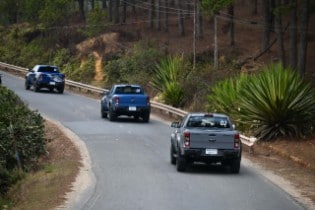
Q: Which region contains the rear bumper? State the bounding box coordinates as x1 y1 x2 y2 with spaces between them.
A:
113 106 151 116
181 148 241 162
36 81 65 88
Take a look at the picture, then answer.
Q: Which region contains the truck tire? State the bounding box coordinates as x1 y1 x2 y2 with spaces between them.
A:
101 106 107 118
230 158 241 174
170 145 176 165
176 153 186 172
58 87 64 94
108 108 116 121
142 112 150 122
25 80 30 90
34 83 40 92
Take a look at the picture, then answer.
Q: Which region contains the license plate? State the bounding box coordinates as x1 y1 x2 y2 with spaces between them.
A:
205 149 218 155
49 82 56 85
129 106 136 111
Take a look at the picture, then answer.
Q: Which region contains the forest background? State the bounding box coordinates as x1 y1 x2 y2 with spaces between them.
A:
1 0 315 209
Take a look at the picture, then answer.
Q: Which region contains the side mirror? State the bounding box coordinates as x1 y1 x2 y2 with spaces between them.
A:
171 121 180 128
103 91 109 96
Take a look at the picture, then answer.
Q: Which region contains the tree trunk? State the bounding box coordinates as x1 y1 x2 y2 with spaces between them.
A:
228 5 235 46
262 0 271 51
156 0 161 30
298 0 310 76
275 0 285 66
196 0 203 38
108 0 113 22
252 0 257 15
289 0 297 69
131 0 136 14
91 0 95 10
149 0 155 28
122 0 127 23
163 0 169 32
77 0 85 21
102 0 107 9
114 0 120 24
177 0 185 36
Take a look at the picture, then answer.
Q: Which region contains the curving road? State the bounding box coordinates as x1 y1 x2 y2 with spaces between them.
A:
1 71 308 210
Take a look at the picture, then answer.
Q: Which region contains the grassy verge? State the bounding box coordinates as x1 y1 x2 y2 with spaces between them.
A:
6 120 81 210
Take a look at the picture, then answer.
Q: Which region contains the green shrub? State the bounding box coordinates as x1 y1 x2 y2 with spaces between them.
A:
239 64 315 140
84 7 108 37
103 43 163 88
150 55 190 106
206 64 315 140
51 48 72 68
206 73 248 118
0 86 46 172
163 82 184 107
0 166 25 196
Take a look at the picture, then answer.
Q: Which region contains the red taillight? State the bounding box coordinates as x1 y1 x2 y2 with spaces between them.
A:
234 133 240 148
114 96 119 104
184 131 190 148
146 96 150 105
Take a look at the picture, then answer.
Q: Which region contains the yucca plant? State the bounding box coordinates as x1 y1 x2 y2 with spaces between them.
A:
163 81 184 107
150 55 184 92
150 55 187 106
239 64 315 140
206 73 248 119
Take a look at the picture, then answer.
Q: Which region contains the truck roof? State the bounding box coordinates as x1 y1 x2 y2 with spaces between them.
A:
187 112 229 118
114 84 141 88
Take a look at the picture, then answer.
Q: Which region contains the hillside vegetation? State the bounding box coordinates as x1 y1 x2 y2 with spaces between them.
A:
1 1 315 208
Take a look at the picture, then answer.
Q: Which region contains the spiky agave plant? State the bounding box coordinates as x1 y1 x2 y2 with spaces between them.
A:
239 64 315 140
206 73 248 119
163 81 184 107
150 55 183 92
150 55 187 106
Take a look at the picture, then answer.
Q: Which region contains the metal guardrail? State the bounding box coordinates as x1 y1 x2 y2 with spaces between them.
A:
0 61 258 149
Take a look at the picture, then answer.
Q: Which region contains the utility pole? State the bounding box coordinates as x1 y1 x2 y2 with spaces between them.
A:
214 15 218 69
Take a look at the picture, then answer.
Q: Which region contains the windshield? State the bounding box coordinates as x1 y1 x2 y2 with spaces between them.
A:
37 66 59 73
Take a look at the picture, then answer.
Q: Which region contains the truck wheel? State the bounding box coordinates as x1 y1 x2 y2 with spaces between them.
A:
176 153 186 172
142 112 150 122
34 83 40 92
170 145 176 165
101 106 107 118
108 108 116 121
58 87 64 94
230 158 241 174
25 80 30 90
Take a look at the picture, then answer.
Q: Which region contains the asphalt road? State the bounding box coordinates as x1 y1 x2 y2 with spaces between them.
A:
1 71 307 210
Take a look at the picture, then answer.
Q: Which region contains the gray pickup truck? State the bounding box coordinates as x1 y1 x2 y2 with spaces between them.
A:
170 112 242 173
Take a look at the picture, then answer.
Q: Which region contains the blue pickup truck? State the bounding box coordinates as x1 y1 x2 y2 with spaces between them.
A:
25 65 65 93
101 84 151 122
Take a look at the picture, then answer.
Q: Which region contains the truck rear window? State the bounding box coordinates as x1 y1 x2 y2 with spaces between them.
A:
115 86 143 94
187 116 230 128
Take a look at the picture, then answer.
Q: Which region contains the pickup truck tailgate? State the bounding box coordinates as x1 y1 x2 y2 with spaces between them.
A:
117 94 148 106
189 129 236 150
